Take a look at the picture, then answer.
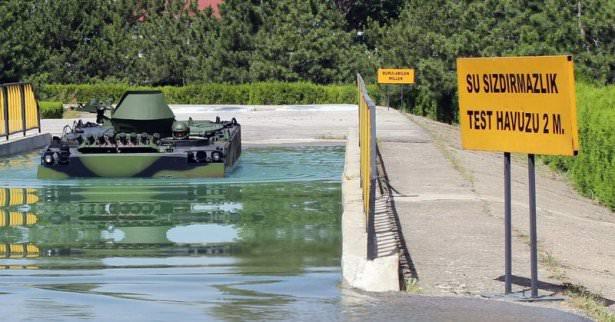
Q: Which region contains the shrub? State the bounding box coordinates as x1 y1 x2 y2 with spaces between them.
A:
543 83 615 209
39 82 373 105
38 101 63 119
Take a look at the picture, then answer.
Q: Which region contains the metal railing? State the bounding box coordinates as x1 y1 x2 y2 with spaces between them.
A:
357 74 377 227
0 82 41 140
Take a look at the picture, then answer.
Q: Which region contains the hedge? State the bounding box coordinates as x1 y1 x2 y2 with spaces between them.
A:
39 101 63 119
543 83 615 209
40 82 381 106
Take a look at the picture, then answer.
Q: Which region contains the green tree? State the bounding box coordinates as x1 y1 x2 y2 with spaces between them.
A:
208 0 264 83
0 1 45 83
250 0 368 84
34 1 119 83
333 0 404 31
370 0 467 121
136 1 198 85
370 0 615 122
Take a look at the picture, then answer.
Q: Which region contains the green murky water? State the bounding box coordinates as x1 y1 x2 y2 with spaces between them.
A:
0 147 344 321
0 146 591 322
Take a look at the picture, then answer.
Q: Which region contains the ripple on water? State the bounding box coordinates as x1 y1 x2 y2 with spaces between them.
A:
0 145 588 322
0 146 344 187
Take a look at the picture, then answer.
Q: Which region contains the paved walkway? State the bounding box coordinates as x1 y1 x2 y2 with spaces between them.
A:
375 107 615 307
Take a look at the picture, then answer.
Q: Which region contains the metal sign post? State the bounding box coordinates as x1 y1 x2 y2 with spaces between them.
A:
400 86 404 112
528 154 539 297
386 86 390 110
504 152 512 294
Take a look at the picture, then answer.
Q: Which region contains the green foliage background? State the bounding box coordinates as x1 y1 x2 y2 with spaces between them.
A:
1 0 613 206
41 82 380 105
2 1 613 121
38 101 63 118
544 84 615 209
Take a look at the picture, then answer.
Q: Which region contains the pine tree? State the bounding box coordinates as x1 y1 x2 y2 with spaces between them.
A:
250 0 367 84
0 1 45 83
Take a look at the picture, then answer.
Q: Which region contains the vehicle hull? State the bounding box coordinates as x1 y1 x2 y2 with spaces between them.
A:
37 154 227 179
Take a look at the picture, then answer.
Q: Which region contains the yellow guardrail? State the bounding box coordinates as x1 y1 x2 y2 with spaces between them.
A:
0 243 40 258
357 74 377 224
0 188 39 207
0 88 4 135
0 210 38 227
0 82 41 139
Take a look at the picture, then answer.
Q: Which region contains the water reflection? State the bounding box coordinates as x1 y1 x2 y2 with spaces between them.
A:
0 183 341 273
0 148 589 321
0 146 345 185
0 147 346 321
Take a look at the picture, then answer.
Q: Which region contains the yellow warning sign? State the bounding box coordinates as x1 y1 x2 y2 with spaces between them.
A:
378 68 415 84
456 55 579 156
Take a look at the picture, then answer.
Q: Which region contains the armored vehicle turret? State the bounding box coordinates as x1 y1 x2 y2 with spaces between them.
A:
37 91 241 178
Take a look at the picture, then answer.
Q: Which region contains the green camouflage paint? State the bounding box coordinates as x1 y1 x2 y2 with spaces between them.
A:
38 91 241 179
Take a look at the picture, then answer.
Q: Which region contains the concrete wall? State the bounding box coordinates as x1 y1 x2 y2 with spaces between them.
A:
341 128 400 292
0 133 50 157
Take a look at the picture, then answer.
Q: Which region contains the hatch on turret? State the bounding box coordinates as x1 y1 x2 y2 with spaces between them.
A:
111 91 175 136
113 91 174 120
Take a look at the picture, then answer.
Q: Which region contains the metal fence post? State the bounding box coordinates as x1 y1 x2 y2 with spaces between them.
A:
2 86 8 140
19 84 26 136
36 99 41 133
369 93 377 258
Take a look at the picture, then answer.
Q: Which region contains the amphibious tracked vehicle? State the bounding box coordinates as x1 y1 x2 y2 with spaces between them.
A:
37 91 241 178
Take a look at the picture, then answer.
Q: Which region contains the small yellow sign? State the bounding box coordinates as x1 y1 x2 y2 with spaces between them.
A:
456 55 579 156
378 68 415 84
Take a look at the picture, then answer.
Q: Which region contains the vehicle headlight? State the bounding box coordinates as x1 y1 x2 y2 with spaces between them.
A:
43 153 54 165
211 151 222 162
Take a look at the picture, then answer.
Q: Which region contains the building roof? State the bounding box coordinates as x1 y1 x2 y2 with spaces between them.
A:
196 0 223 17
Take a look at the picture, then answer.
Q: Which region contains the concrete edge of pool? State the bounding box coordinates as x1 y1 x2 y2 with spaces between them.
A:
341 127 400 292
0 133 50 157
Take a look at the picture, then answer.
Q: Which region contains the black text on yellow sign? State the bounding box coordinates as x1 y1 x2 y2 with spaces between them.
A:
377 68 415 84
456 56 579 156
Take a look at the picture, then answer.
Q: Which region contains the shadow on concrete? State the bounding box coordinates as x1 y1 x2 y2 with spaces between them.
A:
371 146 419 289
495 275 615 307
495 275 566 293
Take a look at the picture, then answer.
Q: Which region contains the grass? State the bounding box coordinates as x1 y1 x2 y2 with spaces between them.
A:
404 278 422 293
533 238 615 321
565 284 615 322
62 108 84 119
38 101 63 118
